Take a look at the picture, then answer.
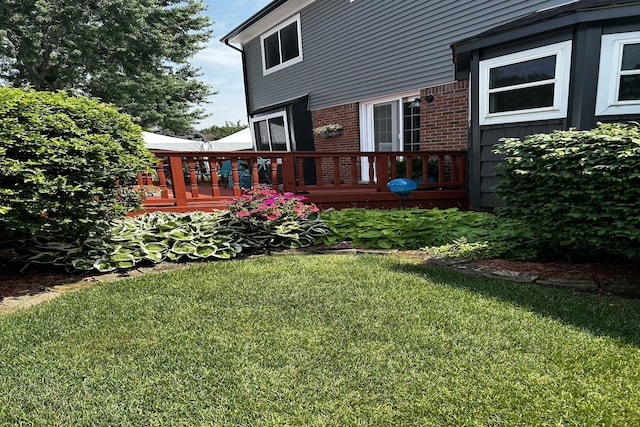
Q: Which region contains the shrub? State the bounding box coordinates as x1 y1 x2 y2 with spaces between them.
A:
0 88 155 246
493 122 640 260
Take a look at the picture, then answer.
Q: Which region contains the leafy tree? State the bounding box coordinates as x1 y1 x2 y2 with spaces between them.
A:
201 120 248 139
0 87 155 247
0 0 212 134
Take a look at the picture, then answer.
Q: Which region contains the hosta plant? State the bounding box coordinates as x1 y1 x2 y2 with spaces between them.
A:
20 191 331 272
22 211 243 272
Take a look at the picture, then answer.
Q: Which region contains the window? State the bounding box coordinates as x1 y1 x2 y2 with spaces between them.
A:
596 32 640 115
359 93 420 181
260 14 303 75
403 101 421 151
251 111 291 151
360 94 420 153
479 41 572 125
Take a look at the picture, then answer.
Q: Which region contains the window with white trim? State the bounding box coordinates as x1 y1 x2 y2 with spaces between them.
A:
360 93 420 153
596 32 640 116
251 111 291 151
260 14 303 75
358 93 420 182
479 40 572 125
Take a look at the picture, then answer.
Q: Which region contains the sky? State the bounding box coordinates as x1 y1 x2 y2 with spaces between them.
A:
191 0 273 130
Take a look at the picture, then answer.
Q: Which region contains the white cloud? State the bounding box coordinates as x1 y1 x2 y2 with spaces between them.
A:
191 0 272 128
191 39 246 128
192 42 242 68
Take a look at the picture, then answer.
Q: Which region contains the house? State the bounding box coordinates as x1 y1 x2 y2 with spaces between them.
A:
219 0 572 207
221 0 640 209
453 0 640 207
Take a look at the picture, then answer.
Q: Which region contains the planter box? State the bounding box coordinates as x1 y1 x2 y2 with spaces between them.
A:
319 130 343 138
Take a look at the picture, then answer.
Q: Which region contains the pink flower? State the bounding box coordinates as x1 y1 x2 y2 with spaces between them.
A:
236 211 250 217
265 212 282 220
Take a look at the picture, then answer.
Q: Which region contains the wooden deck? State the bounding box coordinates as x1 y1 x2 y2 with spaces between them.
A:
134 150 468 213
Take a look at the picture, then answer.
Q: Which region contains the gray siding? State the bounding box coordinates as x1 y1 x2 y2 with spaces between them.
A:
469 14 640 208
243 0 571 112
473 121 566 208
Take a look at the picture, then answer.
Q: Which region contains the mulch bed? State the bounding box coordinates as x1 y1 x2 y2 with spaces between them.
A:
0 263 89 299
473 258 640 283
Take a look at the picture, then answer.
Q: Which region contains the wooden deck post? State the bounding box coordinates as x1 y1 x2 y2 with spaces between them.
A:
281 154 296 191
168 155 188 207
187 157 199 198
208 158 221 198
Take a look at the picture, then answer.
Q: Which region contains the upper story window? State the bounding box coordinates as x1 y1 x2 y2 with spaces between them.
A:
596 32 640 116
260 14 303 75
479 40 572 125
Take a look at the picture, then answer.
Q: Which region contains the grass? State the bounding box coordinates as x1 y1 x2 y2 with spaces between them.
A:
1 254 640 426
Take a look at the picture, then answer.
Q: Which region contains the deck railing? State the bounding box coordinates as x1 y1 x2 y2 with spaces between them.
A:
135 150 467 212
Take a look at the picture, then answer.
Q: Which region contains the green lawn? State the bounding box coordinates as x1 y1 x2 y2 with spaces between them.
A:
1 254 639 426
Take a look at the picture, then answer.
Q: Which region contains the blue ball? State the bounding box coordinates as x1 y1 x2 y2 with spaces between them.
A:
387 178 417 195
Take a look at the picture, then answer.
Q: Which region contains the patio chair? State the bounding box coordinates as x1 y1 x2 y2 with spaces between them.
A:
217 160 232 187
219 160 252 189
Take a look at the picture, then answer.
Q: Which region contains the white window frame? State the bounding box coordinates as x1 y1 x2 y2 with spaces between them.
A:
596 31 640 116
359 91 419 153
260 14 303 76
250 110 292 151
358 91 419 182
479 40 572 125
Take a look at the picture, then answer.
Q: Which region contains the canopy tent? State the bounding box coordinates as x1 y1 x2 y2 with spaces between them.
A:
142 132 208 151
209 128 254 151
143 129 254 152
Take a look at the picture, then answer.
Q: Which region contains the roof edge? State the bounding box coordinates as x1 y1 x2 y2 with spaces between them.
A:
220 0 288 44
452 0 640 55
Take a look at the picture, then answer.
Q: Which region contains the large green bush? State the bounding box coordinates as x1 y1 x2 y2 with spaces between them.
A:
0 88 155 245
494 122 640 260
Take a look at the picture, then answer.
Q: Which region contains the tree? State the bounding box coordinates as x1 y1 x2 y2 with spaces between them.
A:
0 0 212 134
201 120 248 139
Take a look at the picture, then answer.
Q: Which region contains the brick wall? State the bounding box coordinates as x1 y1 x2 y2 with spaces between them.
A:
310 81 468 153
308 81 469 183
311 102 360 152
420 80 469 150
311 102 360 183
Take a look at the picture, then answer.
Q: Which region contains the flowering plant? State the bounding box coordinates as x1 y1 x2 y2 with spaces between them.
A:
228 187 320 222
313 123 343 135
226 186 329 250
